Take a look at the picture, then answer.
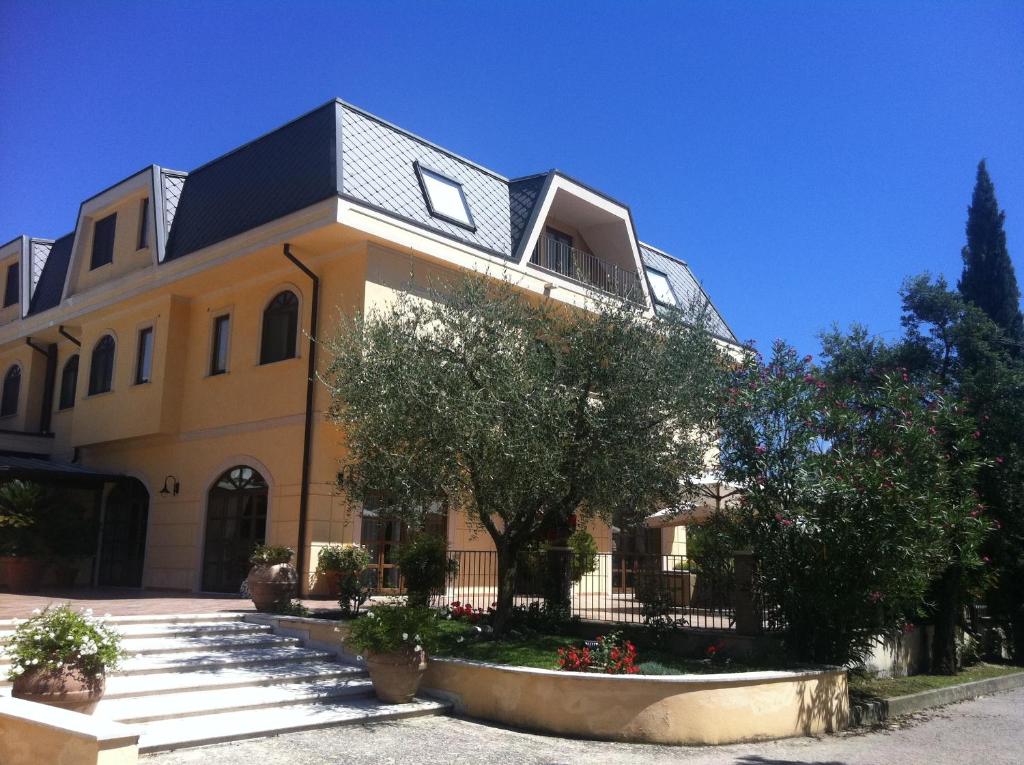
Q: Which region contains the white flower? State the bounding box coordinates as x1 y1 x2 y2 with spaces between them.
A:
104 613 111 618
457 636 464 643
402 633 408 641
474 626 481 633
414 634 420 642
134 653 143 660
414 645 422 652
31 609 41 615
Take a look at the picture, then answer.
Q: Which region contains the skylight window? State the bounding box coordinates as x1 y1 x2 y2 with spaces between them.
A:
414 162 475 230
646 268 677 306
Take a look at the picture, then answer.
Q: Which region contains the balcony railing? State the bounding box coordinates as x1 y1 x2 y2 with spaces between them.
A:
530 236 644 304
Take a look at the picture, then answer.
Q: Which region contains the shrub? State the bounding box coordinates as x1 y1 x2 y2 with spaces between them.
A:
398 535 457 607
249 544 294 567
567 529 599 582
0 480 53 556
344 602 441 656
268 600 310 617
3 605 125 681
637 660 677 675
317 544 371 574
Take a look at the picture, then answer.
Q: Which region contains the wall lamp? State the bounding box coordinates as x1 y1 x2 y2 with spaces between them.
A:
159 475 180 496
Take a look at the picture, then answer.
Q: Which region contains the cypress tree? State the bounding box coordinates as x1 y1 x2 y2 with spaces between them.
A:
958 160 1024 349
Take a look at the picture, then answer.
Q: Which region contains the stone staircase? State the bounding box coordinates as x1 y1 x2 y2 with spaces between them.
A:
0 613 448 753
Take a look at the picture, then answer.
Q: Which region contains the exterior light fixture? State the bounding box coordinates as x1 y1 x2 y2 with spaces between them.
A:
159 475 180 496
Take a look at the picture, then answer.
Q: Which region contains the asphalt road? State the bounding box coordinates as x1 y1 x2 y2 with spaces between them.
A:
148 686 1024 765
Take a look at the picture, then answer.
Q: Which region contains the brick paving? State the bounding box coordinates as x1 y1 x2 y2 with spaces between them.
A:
0 588 339 620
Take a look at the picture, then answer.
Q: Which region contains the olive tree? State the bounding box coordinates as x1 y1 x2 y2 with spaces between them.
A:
323 274 725 633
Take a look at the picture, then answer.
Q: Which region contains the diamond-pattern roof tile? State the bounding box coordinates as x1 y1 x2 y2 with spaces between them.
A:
639 244 736 342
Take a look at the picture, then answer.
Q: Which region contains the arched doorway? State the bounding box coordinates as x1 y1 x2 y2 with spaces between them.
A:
202 465 268 593
98 478 149 587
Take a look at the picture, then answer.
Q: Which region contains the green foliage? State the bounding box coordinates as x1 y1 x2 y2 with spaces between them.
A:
249 544 294 567
719 340 989 666
267 600 310 617
566 528 598 582
636 660 677 675
0 480 55 556
957 160 1023 346
343 603 441 655
3 604 125 681
398 535 457 607
317 544 371 574
324 273 724 632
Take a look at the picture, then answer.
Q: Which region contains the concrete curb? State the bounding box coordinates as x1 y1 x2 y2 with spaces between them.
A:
851 670 1024 726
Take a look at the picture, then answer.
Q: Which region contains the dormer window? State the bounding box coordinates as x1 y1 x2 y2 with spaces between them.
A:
645 268 677 306
90 213 117 270
3 262 18 307
414 162 475 230
137 198 149 249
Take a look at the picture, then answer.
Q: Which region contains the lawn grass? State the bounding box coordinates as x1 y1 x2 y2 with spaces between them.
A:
848 662 1024 700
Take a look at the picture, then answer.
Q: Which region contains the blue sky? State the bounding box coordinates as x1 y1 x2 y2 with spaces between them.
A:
1 1 1021 356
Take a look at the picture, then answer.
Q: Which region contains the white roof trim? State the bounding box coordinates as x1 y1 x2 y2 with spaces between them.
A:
513 174 654 312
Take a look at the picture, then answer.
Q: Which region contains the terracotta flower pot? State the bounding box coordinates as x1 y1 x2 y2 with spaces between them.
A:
2 556 48 593
365 647 427 703
12 666 106 714
247 563 298 612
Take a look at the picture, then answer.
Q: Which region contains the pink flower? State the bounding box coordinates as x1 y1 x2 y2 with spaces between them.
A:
996 456 1005 464
868 591 883 603
755 445 767 455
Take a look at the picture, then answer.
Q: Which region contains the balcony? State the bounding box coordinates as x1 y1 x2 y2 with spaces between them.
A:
530 235 644 304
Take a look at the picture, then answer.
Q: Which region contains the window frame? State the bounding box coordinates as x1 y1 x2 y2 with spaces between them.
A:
259 289 300 366
0 364 21 418
413 161 477 231
88 334 117 396
137 197 150 250
645 267 678 307
58 354 79 411
209 312 232 376
134 325 155 385
3 262 19 308
90 213 117 270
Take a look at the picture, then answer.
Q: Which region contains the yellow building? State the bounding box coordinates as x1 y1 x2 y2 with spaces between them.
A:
0 99 737 596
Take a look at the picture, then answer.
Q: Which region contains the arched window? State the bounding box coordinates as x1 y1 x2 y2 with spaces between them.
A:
59 355 79 410
88 335 116 395
1 365 20 417
260 290 299 365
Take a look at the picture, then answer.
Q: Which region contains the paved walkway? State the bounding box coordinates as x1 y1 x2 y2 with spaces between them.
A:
0 588 339 620
148 687 1024 764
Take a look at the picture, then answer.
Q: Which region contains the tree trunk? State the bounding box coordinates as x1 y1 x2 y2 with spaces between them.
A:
932 563 963 675
492 544 519 637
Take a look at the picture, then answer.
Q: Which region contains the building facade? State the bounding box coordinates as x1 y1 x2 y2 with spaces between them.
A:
0 100 736 595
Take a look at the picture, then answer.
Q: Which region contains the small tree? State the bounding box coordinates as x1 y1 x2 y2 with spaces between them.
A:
324 274 724 634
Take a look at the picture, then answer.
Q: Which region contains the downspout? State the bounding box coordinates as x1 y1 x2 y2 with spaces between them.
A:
283 243 319 594
25 338 57 433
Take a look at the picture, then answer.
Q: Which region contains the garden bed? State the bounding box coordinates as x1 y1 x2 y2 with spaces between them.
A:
849 662 1024 702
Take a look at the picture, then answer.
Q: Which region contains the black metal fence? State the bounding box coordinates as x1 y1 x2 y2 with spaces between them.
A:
378 549 779 633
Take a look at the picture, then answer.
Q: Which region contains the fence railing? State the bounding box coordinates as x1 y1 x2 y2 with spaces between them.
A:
374 549 779 633
530 235 645 305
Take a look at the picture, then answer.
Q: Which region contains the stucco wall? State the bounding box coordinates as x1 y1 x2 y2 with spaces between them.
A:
0 697 139 765
423 658 848 745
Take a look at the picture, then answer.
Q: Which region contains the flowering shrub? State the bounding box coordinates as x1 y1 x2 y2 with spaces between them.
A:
705 639 728 664
343 602 441 656
2 605 125 681
441 601 493 624
557 632 639 674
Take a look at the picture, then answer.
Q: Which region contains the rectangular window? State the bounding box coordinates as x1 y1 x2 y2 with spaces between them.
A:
90 213 117 270
135 327 154 385
210 314 230 375
645 268 677 306
414 162 475 230
137 198 149 249
3 263 18 307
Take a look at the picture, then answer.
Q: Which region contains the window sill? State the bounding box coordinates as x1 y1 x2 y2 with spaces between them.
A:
206 370 230 379
85 390 114 399
257 355 301 367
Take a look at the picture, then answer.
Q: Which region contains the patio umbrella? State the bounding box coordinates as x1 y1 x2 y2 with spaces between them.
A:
644 473 743 527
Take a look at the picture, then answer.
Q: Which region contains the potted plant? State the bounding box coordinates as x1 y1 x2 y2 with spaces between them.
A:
0 480 51 593
3 604 125 713
316 543 371 604
246 544 298 612
344 602 440 703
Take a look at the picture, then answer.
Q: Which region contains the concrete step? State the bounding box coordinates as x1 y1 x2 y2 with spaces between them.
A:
120 633 300 656
113 645 334 676
137 696 450 753
0 612 246 629
97 675 375 723
101 660 365 699
0 620 269 642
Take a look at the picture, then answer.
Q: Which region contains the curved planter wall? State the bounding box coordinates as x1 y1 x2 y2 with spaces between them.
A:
423 658 848 745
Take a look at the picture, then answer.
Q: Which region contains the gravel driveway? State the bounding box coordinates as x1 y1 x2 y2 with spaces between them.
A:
147 686 1024 765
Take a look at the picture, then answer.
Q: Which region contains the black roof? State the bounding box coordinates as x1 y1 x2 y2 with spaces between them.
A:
28 232 74 316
